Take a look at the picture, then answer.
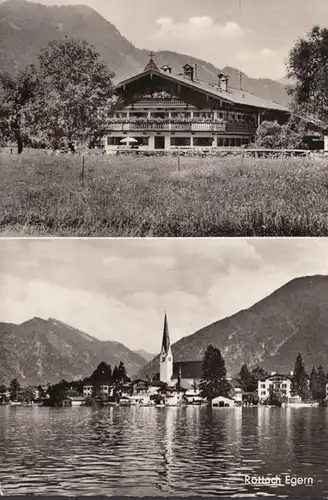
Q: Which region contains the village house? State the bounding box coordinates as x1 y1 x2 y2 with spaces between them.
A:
257 372 293 402
104 54 289 152
62 396 86 407
212 396 235 408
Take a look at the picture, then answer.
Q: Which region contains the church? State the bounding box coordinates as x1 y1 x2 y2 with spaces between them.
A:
104 54 289 152
159 313 202 389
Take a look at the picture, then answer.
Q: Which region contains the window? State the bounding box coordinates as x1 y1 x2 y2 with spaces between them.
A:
170 137 191 147
107 137 123 146
193 137 213 147
129 112 148 118
161 357 165 362
171 112 191 118
193 111 213 119
135 137 149 146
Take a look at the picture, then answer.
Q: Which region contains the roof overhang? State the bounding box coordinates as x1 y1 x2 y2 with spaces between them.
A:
115 68 235 107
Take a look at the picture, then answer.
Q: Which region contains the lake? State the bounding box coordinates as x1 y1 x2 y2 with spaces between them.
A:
0 406 328 497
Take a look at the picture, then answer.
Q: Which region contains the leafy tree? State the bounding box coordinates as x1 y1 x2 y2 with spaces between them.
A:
251 366 268 380
291 353 309 400
9 378 21 401
90 362 112 385
237 363 257 393
34 37 116 150
115 361 129 384
287 25 328 130
266 387 282 406
317 365 327 400
309 367 318 399
255 120 305 149
36 385 47 400
199 345 231 400
46 379 70 406
0 65 40 153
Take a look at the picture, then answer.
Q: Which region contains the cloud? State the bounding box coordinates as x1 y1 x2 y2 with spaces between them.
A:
1 239 328 352
154 16 245 41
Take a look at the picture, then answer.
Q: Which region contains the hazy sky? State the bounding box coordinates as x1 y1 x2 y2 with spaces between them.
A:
18 0 328 79
1 238 328 353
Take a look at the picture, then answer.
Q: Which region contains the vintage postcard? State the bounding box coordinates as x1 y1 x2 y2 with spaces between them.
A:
0 237 327 497
1 0 328 237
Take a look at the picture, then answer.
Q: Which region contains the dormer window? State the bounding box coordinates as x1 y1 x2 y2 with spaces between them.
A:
161 65 172 74
183 64 194 81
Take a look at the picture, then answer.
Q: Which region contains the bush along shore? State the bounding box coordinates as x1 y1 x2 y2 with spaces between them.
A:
1 152 328 237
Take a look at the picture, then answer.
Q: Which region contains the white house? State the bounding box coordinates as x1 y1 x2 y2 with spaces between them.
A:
257 372 293 402
83 384 93 397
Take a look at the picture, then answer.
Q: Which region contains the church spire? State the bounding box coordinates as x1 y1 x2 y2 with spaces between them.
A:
159 312 173 385
161 312 170 355
144 51 159 71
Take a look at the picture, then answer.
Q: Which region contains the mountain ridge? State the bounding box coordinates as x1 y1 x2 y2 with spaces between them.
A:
0 316 148 385
138 275 328 379
0 0 289 105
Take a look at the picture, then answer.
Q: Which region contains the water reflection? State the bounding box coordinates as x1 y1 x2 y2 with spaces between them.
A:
0 406 327 497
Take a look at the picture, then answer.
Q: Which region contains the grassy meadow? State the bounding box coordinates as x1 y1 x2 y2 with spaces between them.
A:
1 150 328 236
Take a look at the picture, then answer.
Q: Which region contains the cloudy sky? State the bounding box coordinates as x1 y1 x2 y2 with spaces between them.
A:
1 238 328 353
20 0 328 79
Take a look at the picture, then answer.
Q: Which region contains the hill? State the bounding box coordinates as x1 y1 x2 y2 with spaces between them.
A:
0 317 147 385
135 350 156 363
138 275 328 378
0 0 289 105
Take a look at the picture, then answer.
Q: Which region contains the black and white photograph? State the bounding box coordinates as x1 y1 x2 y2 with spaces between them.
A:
1 0 328 236
0 238 328 497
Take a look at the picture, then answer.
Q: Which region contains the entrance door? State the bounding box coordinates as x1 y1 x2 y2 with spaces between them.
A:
154 136 165 149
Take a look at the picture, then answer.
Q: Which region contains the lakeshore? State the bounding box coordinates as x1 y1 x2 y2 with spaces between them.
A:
1 152 328 237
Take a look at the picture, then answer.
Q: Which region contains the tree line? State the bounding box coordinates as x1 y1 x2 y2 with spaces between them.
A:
0 360 130 406
0 37 116 154
198 346 328 404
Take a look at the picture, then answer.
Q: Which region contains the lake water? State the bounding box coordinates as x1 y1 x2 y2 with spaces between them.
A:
0 406 328 497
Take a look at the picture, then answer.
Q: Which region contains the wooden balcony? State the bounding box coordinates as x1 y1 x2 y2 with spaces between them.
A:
133 98 187 106
107 120 227 133
226 122 258 135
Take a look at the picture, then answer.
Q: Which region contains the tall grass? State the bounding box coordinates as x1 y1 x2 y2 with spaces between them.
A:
1 151 328 236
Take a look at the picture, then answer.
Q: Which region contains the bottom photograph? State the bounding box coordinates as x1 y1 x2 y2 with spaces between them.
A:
0 237 328 498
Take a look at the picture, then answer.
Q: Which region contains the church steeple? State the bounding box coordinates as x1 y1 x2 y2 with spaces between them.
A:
144 51 159 71
161 312 170 355
159 312 173 385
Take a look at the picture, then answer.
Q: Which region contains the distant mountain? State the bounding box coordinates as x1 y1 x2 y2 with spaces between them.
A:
0 317 147 385
0 0 289 106
135 350 155 363
138 275 328 379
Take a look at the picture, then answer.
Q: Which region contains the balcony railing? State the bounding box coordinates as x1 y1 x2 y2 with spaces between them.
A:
134 98 187 106
226 123 258 135
107 119 227 132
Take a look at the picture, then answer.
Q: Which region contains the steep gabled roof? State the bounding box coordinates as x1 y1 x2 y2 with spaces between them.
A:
115 67 289 113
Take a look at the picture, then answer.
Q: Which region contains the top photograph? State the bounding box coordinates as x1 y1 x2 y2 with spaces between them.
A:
0 0 327 237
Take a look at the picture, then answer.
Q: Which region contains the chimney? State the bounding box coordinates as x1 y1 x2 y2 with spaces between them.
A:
183 64 194 81
290 370 294 376
218 73 228 92
161 64 172 74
